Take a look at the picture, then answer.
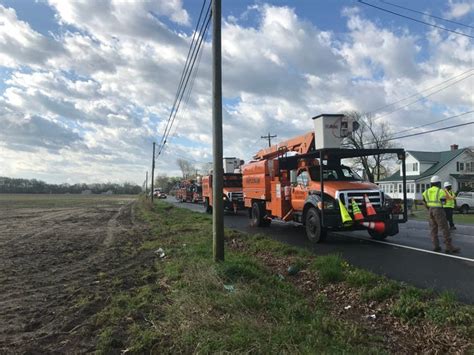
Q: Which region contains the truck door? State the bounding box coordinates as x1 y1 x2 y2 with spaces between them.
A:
292 169 309 212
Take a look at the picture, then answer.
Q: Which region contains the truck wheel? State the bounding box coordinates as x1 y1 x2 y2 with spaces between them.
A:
204 198 212 214
460 205 469 214
305 207 325 243
251 202 265 227
368 229 388 240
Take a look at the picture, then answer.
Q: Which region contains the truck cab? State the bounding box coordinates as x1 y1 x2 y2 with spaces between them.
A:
202 173 244 214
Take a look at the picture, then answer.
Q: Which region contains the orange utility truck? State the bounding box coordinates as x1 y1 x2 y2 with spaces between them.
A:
242 114 407 242
175 180 196 202
202 158 245 214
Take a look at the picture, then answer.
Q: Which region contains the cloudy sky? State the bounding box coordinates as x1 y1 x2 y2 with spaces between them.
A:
0 0 472 184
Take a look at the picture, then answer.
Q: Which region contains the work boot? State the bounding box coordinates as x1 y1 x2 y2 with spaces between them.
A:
433 246 442 252
445 246 460 254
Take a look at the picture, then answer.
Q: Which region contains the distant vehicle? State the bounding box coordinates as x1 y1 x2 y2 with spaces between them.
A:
158 192 167 199
152 188 161 197
456 191 473 214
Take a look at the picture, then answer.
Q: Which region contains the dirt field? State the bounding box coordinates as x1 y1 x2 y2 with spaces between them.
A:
0 194 149 353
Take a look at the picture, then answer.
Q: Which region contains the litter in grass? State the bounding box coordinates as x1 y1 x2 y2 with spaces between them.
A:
223 284 235 293
344 305 352 310
287 265 300 276
154 248 165 258
366 314 377 320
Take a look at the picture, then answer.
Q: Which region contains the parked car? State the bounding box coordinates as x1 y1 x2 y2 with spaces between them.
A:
158 192 167 199
456 191 473 214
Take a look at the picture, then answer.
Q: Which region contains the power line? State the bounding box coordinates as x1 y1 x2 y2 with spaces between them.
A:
380 0 474 29
391 110 474 137
158 1 210 155
366 68 474 115
366 120 474 145
157 0 208 153
157 4 211 157
358 0 474 39
159 13 211 157
165 13 210 153
372 72 474 121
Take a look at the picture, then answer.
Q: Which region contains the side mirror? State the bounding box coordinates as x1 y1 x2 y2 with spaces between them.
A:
290 170 297 186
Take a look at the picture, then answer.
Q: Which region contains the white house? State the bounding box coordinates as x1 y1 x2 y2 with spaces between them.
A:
378 145 474 200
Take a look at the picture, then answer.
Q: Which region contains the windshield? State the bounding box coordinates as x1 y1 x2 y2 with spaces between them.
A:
223 174 242 188
308 166 362 181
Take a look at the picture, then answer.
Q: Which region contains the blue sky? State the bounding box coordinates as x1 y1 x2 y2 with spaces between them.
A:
0 0 472 183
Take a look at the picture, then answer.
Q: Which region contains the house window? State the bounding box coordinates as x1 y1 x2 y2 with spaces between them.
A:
413 163 418 171
416 184 420 193
457 162 464 172
398 184 402 193
390 184 394 193
466 162 473 172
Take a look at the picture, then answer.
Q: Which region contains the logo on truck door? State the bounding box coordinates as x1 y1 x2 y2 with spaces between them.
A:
245 177 260 184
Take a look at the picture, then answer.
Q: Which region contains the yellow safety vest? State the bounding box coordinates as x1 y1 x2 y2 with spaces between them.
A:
422 186 446 208
444 189 456 208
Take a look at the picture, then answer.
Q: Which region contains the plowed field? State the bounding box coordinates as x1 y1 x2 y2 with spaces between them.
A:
0 194 148 353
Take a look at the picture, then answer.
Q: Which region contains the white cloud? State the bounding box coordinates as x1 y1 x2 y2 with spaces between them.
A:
444 1 473 19
0 5 65 68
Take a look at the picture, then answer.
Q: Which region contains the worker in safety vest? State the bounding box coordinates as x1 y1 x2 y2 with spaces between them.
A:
443 182 456 230
422 175 460 254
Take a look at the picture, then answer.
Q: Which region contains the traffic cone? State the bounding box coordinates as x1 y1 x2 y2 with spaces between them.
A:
361 221 385 233
351 198 364 221
338 199 353 226
364 194 377 216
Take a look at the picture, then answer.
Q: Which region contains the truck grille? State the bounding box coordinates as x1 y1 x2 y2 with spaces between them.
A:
336 190 383 212
228 191 244 202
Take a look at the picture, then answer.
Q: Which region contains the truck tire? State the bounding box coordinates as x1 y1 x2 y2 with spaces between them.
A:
305 207 325 243
250 201 270 227
460 205 469 214
368 229 388 240
204 198 212 214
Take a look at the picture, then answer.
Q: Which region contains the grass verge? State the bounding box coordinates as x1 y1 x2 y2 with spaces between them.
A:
93 199 473 354
410 208 474 224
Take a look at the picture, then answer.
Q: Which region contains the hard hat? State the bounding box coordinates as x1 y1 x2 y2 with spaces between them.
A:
430 175 441 183
444 182 452 188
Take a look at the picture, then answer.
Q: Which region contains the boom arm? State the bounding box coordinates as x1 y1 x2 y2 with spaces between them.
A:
253 132 315 160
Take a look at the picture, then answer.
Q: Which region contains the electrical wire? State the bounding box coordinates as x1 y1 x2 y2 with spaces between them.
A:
380 0 474 30
158 3 210 155
364 120 474 145
157 0 208 152
157 5 211 157
358 0 474 39
167 15 210 148
391 110 474 137
365 68 474 115
372 72 474 121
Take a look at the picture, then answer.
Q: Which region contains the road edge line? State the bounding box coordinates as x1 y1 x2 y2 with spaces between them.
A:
361 238 474 263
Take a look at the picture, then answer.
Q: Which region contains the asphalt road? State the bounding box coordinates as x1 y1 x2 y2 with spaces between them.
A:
168 198 474 303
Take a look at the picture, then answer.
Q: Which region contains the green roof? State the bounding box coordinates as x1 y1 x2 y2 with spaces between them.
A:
378 148 467 182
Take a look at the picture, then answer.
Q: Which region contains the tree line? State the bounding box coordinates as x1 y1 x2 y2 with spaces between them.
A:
0 177 142 195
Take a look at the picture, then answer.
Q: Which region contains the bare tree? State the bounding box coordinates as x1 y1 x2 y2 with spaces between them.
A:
200 162 213 175
176 158 195 178
342 111 397 182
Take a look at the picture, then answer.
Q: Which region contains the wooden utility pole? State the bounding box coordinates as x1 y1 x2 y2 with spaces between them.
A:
145 171 148 198
261 133 277 147
212 0 224 262
151 142 156 203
